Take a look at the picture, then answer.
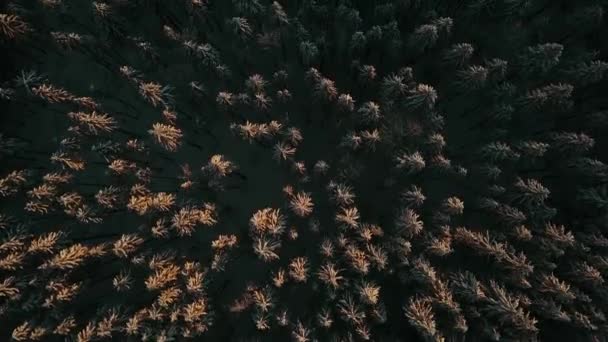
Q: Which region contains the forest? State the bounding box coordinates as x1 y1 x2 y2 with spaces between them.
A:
1 0 608 341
